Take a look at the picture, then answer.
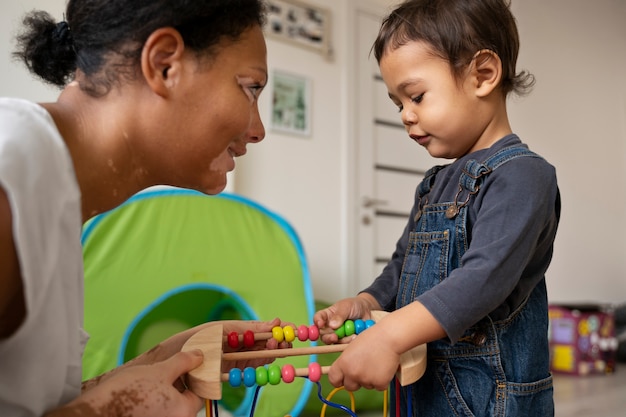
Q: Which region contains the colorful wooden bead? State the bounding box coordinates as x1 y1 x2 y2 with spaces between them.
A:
229 368 242 387
344 319 355 336
283 325 296 343
354 319 366 334
308 325 320 341
227 332 239 349
243 367 256 387
282 364 296 383
272 326 284 343
297 325 309 341
334 323 346 338
255 366 268 386
243 330 255 348
308 362 322 382
365 319 375 329
268 364 281 385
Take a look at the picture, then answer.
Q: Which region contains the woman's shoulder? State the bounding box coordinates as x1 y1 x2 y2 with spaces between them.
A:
0 98 65 155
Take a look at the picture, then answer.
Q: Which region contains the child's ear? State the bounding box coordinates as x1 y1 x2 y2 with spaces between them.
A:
471 49 502 98
141 27 185 97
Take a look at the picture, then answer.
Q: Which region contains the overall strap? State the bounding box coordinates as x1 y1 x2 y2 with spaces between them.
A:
417 164 448 198
459 145 544 194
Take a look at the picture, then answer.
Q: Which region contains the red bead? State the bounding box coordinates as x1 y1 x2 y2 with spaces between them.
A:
243 330 255 348
282 364 296 383
227 331 239 349
308 362 322 382
297 325 309 342
308 325 320 341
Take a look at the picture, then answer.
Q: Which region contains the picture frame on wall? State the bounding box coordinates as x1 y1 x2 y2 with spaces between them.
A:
266 0 333 61
270 71 311 137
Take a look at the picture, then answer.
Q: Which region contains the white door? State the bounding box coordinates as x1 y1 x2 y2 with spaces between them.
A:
352 5 446 292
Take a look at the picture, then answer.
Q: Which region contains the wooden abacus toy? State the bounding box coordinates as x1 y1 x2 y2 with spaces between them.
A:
181 311 427 400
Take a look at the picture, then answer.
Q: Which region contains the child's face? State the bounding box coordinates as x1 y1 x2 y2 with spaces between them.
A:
380 40 499 159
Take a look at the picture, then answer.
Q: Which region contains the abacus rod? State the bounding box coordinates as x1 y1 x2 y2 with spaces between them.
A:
220 366 332 382
222 343 348 361
223 332 273 343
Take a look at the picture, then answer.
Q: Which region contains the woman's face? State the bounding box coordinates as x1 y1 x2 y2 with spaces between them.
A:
154 25 268 194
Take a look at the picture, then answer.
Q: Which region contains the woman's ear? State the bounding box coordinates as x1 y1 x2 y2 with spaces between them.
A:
141 27 185 97
471 49 503 98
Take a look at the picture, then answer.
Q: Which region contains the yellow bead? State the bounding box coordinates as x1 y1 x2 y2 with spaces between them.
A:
272 326 284 342
283 325 296 343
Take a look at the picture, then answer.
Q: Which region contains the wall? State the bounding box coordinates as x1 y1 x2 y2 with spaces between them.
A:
2 0 625 305
0 0 65 102
508 0 626 304
238 0 626 305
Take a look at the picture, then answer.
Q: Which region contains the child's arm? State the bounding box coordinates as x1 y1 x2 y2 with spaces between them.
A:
327 300 445 391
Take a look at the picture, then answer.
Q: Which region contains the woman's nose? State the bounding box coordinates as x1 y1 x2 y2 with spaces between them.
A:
247 109 265 143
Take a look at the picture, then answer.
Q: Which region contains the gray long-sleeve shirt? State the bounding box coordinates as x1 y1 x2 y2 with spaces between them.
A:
362 134 561 344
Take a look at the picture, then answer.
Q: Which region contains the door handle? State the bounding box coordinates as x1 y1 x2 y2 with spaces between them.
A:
362 197 388 208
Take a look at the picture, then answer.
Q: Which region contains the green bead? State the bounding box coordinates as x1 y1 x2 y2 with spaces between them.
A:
256 366 269 386
334 323 346 338
268 364 281 385
344 320 356 336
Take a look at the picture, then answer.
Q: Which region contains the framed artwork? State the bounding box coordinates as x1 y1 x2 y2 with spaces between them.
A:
270 71 311 137
266 0 333 60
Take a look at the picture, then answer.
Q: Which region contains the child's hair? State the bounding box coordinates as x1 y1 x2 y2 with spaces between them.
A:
373 0 534 96
13 0 267 96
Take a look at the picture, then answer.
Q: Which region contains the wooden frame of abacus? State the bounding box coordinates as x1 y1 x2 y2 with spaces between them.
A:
181 311 427 400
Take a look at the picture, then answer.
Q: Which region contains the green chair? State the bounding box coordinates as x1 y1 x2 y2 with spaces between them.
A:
81 187 316 417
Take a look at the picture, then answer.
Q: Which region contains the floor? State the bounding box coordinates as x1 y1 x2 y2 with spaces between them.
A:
553 364 626 417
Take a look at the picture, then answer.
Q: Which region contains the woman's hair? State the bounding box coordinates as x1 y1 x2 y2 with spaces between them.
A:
13 0 267 96
373 0 534 96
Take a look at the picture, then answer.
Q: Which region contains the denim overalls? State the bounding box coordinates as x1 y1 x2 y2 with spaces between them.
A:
393 145 554 416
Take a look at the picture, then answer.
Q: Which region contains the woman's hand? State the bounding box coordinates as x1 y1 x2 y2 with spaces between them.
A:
219 318 293 371
53 350 205 417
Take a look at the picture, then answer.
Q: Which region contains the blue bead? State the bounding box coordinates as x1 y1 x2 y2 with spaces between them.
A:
243 367 256 387
354 319 366 334
229 368 242 387
365 319 375 329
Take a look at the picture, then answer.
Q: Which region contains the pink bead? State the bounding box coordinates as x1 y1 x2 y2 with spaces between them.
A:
297 325 309 341
308 362 322 382
308 325 320 341
282 364 296 383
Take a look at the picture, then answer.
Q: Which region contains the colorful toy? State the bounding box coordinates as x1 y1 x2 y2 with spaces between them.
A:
182 311 427 407
549 303 618 375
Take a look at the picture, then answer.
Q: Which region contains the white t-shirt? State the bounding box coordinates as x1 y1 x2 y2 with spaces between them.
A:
0 98 87 417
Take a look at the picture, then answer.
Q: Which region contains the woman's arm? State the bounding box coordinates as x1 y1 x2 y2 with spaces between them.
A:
0 185 26 340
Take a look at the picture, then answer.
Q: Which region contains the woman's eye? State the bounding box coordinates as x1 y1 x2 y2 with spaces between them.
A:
248 85 265 100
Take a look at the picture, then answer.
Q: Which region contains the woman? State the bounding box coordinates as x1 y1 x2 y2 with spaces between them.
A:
0 1 282 416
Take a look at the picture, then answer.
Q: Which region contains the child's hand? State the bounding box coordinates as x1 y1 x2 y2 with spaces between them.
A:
314 293 381 345
327 321 400 391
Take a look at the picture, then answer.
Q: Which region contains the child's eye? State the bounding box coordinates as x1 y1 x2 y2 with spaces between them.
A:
412 93 424 104
396 104 404 113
